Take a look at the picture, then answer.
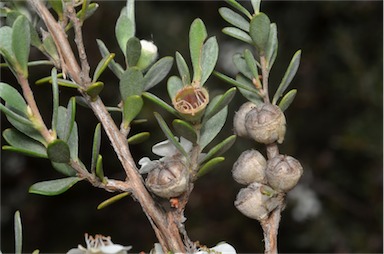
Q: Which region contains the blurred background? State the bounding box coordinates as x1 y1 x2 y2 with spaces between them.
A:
1 1 382 253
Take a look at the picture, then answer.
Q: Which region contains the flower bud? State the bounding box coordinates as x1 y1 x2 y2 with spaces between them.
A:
245 103 286 144
235 182 282 221
233 102 257 138
172 85 209 122
136 40 158 70
145 158 189 199
266 155 303 192
232 149 266 185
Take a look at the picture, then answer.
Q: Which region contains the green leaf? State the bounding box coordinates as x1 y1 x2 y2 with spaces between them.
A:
236 74 263 105
55 78 79 88
249 12 271 52
14 210 22 254
199 97 228 150
67 122 79 160
143 56 174 91
251 0 261 14
122 95 143 128
175 52 191 86
244 49 259 79
97 192 130 210
86 82 104 101
0 26 17 68
29 177 81 196
142 92 179 117
51 162 77 176
12 15 30 77
201 135 236 164
154 112 189 159
272 50 301 104
125 36 141 67
265 23 278 70
0 82 27 114
127 132 150 145
51 68 59 134
91 123 101 174
42 35 59 64
233 53 253 80
203 87 236 122
172 119 197 144
278 89 297 112
92 53 115 82
222 27 253 45
167 76 183 100
219 7 249 32
96 155 106 183
96 39 124 79
2 128 47 158
201 37 218 85
189 18 207 82
197 157 225 178
115 6 135 55
225 0 252 19
119 68 144 99
47 139 70 163
56 104 76 142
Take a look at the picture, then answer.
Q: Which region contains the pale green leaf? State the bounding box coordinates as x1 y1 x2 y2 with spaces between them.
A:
175 52 191 86
51 162 77 176
92 53 116 82
143 56 174 91
122 95 143 128
265 23 278 70
142 92 179 117
0 82 27 114
203 87 236 122
249 12 271 52
96 39 124 79
244 49 259 78
201 135 236 164
189 18 207 82
278 89 297 112
97 192 130 210
86 82 104 101
119 67 144 99
14 210 22 254
197 157 225 178
222 27 253 45
225 0 252 19
91 123 101 174
127 132 150 145
272 50 301 104
167 76 183 100
125 36 141 67
172 119 197 143
219 7 249 32
233 53 253 80
2 128 47 158
12 15 30 77
201 37 218 85
29 177 81 196
115 7 135 55
47 139 70 163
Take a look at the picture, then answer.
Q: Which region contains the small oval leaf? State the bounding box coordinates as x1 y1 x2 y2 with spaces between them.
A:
233 53 253 80
119 68 144 99
249 12 271 51
201 37 218 86
201 135 236 164
143 56 174 91
125 36 141 67
197 157 225 178
127 132 150 145
0 82 27 114
222 27 253 45
203 87 236 122
142 92 179 117
115 7 135 55
219 7 250 32
86 82 104 101
122 95 143 128
167 76 183 100
96 154 106 184
2 128 47 158
278 89 297 112
189 18 207 81
29 177 81 196
265 23 278 70
51 162 77 176
172 119 197 143
12 15 30 77
175 52 191 86
96 39 124 79
47 139 70 163
92 53 115 82
14 210 22 254
272 50 301 104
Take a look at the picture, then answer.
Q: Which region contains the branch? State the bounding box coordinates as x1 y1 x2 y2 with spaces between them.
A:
27 1 186 252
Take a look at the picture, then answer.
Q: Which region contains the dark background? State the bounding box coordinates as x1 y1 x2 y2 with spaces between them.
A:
1 1 382 253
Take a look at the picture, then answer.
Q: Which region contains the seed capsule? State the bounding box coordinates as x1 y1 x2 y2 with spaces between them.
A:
145 159 189 199
266 155 303 192
232 149 266 185
233 102 257 138
234 182 282 221
245 103 286 144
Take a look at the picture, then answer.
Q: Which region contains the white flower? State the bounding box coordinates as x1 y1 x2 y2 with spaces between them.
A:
138 137 192 174
196 242 237 254
67 234 132 254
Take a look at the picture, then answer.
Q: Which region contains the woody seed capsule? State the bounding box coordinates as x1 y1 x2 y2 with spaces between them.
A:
232 149 267 185
233 102 257 138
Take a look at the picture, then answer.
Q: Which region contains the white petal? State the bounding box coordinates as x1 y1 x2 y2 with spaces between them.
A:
66 248 85 254
180 137 193 153
138 158 158 174
100 244 131 254
210 242 237 254
152 139 178 157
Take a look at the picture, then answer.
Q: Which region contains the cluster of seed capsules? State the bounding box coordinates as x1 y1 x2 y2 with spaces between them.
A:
232 102 303 221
